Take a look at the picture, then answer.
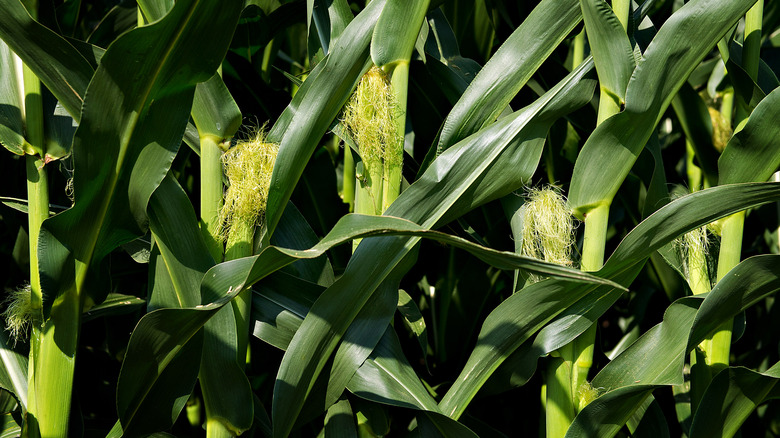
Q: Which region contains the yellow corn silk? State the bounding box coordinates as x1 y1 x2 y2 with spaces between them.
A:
218 128 278 251
342 66 401 216
519 186 576 283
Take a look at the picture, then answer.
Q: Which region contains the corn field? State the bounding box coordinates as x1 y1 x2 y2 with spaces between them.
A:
1 0 780 436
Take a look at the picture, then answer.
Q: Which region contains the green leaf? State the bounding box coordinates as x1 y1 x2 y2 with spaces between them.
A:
0 0 94 119
324 398 357 438
397 290 430 370
116 309 209 436
0 332 26 410
440 182 780 419
81 293 145 323
265 0 386 236
689 364 780 438
0 39 27 156
435 0 582 153
272 60 597 437
149 174 253 433
191 74 243 140
569 0 758 214
371 0 430 68
671 83 719 186
415 411 479 437
581 0 634 104
567 254 780 437
148 175 214 310
718 88 780 185
38 0 242 314
347 327 440 412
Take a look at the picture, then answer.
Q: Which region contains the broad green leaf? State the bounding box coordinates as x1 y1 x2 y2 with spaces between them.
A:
397 289 430 370
581 0 634 104
325 255 409 410
148 175 214 310
435 0 581 153
81 293 145 322
0 0 93 119
265 0 386 236
415 411 479 437
137 0 175 24
272 60 597 437
116 307 214 435
440 182 780 419
671 83 719 186
689 364 780 438
722 40 780 114
271 202 335 287
191 74 243 140
0 332 26 410
569 0 758 214
328 0 353 44
252 271 320 350
371 0 430 68
38 0 241 314
0 40 27 156
199 304 254 434
567 254 780 437
138 0 242 144
718 88 780 185
324 398 357 438
347 327 440 412
148 174 253 433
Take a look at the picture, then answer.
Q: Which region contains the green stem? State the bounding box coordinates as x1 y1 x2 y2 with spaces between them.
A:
17 2 62 428
225 220 254 369
353 161 383 251
28 287 81 438
705 0 761 376
382 62 408 213
743 0 763 80
546 352 575 438
202 221 255 438
709 211 744 372
572 30 585 68
581 204 609 272
343 141 355 212
200 135 225 262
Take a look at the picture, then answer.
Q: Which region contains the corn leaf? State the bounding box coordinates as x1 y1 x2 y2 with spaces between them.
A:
567 254 780 437
371 0 430 68
689 364 780 437
440 182 780 419
580 0 634 105
569 0 758 214
435 0 581 153
671 83 719 186
718 87 780 185
0 0 93 119
265 0 386 236
0 333 26 411
271 58 597 437
0 40 25 156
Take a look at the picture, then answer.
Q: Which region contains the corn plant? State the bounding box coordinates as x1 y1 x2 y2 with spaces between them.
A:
0 0 779 437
